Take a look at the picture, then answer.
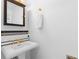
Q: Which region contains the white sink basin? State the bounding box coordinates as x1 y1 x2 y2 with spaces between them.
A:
11 41 35 49
1 41 38 59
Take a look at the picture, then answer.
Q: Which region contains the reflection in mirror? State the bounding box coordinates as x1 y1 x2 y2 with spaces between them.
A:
7 1 23 25
4 0 25 26
15 0 25 4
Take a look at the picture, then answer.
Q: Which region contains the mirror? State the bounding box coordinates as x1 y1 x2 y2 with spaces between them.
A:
4 0 25 26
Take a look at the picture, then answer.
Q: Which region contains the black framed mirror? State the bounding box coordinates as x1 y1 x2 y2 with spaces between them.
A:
4 0 26 26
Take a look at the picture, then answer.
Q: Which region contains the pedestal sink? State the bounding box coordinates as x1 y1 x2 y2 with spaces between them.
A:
1 41 38 59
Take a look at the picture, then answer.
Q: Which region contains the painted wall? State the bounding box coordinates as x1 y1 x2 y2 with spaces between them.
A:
1 0 28 31
28 0 78 59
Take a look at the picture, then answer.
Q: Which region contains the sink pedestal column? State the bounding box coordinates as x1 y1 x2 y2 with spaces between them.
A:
19 51 30 59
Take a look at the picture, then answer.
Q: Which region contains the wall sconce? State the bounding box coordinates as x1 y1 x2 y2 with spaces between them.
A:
36 8 44 29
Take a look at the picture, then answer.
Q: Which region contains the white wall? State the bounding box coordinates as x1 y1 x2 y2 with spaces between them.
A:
1 0 28 31
28 0 78 59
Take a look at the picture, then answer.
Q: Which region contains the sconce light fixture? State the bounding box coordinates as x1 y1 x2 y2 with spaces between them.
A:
36 8 44 29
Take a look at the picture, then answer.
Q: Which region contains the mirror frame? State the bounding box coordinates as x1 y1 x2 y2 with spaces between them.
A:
4 0 26 26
